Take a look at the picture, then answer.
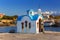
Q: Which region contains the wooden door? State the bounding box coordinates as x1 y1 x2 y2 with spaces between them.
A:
39 19 41 32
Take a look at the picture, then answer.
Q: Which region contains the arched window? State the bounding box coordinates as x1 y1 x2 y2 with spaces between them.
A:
21 22 24 30
25 21 27 27
30 12 32 14
29 23 31 29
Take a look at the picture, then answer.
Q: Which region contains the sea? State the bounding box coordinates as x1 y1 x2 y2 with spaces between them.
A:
0 26 17 33
0 26 60 33
44 26 60 32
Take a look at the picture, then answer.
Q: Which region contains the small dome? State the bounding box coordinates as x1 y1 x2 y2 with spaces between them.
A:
27 9 34 15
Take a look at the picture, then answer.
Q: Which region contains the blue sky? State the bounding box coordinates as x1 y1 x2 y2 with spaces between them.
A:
0 0 60 16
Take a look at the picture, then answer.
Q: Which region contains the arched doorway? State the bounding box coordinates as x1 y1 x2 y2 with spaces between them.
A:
39 19 41 32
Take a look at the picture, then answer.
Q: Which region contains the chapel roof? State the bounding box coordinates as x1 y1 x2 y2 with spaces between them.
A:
17 9 44 21
17 14 43 21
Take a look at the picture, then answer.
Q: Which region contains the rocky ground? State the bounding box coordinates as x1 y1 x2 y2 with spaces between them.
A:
0 32 60 40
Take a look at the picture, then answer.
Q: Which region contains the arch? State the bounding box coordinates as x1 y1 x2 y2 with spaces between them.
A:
20 16 32 33
36 16 43 33
21 16 31 22
29 22 31 29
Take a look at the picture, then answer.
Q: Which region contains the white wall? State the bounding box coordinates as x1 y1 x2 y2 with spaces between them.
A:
17 16 37 33
36 16 43 33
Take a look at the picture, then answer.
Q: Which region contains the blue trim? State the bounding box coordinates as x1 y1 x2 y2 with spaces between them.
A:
17 15 27 21
17 9 44 21
17 14 44 21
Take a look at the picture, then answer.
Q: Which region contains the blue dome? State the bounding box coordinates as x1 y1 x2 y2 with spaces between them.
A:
29 14 44 21
29 14 39 21
27 9 34 15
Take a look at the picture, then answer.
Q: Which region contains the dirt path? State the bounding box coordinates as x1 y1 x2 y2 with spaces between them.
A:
0 33 60 40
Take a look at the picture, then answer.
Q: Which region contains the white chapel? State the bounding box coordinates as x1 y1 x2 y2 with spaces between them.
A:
17 9 44 33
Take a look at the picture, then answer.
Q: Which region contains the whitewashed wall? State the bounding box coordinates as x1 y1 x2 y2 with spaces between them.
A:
36 16 43 33
17 16 37 33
